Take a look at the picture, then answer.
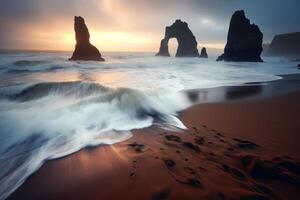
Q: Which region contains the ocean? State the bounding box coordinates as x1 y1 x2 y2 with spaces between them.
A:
0 51 299 200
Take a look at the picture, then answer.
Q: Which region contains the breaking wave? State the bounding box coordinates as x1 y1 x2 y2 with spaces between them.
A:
11 81 110 101
13 60 51 67
0 81 188 200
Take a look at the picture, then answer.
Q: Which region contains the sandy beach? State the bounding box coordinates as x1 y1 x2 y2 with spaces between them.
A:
8 76 300 200
1 1 300 199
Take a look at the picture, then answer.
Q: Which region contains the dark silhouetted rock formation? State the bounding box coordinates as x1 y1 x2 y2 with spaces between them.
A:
69 16 104 61
200 47 208 58
266 32 300 58
156 20 199 57
157 39 170 56
217 10 263 62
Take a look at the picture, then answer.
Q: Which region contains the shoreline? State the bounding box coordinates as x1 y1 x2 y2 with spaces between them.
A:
8 74 300 200
184 73 300 105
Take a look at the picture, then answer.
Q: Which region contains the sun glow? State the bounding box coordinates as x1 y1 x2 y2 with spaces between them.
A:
26 29 156 52
92 31 152 44
15 19 224 52
90 31 156 52
201 43 225 50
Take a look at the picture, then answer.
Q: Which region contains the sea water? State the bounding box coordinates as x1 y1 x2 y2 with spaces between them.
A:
0 51 299 199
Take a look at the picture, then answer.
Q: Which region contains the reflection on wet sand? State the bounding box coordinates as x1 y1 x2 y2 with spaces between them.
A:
186 74 300 104
225 85 262 100
186 85 262 104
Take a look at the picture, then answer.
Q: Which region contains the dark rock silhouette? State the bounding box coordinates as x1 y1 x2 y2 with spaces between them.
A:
157 39 170 56
69 16 104 61
200 47 208 58
266 32 300 58
156 20 199 57
217 10 263 62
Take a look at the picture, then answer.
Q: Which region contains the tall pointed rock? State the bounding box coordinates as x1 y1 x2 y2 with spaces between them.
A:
69 16 105 61
217 10 263 62
200 47 208 58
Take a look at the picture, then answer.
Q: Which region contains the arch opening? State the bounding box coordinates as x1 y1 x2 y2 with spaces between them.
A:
156 19 199 57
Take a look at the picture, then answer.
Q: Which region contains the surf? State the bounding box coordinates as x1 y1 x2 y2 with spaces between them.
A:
0 51 299 200
0 80 189 200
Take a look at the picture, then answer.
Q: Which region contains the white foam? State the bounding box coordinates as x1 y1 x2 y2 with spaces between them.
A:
0 51 299 200
0 81 189 200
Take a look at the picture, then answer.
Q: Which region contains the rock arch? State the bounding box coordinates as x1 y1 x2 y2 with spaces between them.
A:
156 20 199 57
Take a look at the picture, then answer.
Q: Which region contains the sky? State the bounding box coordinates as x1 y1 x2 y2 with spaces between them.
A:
0 0 299 53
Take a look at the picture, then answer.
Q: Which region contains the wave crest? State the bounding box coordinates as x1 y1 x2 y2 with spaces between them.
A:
11 81 109 101
0 81 187 200
13 60 51 67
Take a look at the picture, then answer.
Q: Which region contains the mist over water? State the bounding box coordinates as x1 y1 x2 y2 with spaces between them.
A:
0 51 299 200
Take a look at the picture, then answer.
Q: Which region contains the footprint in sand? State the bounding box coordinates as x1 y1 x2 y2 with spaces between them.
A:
232 138 259 149
129 172 136 179
183 142 201 152
163 158 176 169
194 136 205 145
162 158 202 188
220 164 246 181
165 135 182 143
128 142 146 153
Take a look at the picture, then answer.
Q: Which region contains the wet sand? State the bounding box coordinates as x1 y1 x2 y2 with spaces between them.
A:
8 77 300 200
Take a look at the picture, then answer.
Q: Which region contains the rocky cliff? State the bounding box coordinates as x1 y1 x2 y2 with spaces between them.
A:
267 32 300 58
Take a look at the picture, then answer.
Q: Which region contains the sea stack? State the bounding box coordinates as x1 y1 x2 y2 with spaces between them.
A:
217 10 263 62
200 47 208 58
156 20 199 57
69 16 104 61
266 32 300 58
